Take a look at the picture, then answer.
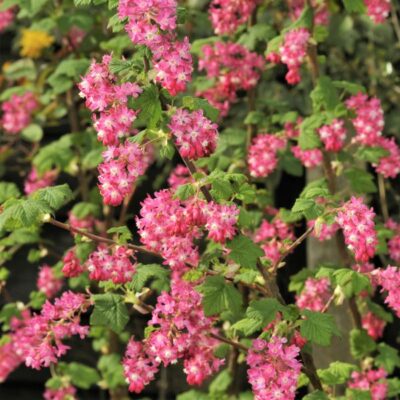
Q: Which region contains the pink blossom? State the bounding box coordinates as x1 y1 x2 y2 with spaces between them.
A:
208 0 258 34
204 202 239 243
336 197 377 262
24 167 58 195
246 336 301 400
296 277 331 312
267 28 310 85
291 145 323 168
169 109 218 160
247 134 287 178
364 0 390 23
362 311 386 340
317 119 347 152
374 137 400 179
0 2 14 32
0 342 22 382
348 368 388 400
86 245 137 284
37 265 63 299
168 165 192 189
198 42 265 116
62 249 84 278
44 385 77 400
375 266 400 317
1 92 38 134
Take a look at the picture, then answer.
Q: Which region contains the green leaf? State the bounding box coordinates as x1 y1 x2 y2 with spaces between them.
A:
197 276 243 316
266 35 283 55
303 391 330 400
355 146 389 163
345 389 371 400
65 362 100 389
280 150 303 177
97 354 126 389
375 343 400 374
231 318 263 336
388 378 400 397
311 76 340 111
344 168 377 194
342 0 366 13
29 290 47 309
349 329 376 359
333 80 366 95
131 85 162 128
177 390 209 400
300 310 340 346
129 264 169 292
21 124 43 142
32 184 73 210
238 23 275 50
246 298 283 324
107 226 132 244
182 96 219 122
90 293 129 333
238 208 262 230
174 183 196 201
48 59 90 94
299 115 324 150
318 361 357 385
0 182 21 203
333 268 371 297
4 59 36 81
209 369 232 394
244 111 264 125
226 235 264 269
71 202 100 219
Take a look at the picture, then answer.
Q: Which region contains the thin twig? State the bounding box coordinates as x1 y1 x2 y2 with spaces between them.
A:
209 333 249 352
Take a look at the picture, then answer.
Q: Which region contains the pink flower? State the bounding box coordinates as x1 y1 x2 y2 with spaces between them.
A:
62 249 84 278
0 2 14 32
197 42 265 116
336 197 377 262
374 137 400 179
296 277 331 312
317 119 347 152
204 202 239 243
24 167 58 195
348 368 388 400
169 109 218 160
37 265 63 299
168 165 192 189
246 336 302 400
44 385 77 400
209 0 258 35
1 92 38 134
291 146 323 168
247 134 287 178
362 311 386 340
364 0 390 23
375 266 400 317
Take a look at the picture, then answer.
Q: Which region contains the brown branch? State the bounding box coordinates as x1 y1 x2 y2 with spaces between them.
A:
209 333 249 352
301 351 324 391
47 218 158 257
378 174 389 223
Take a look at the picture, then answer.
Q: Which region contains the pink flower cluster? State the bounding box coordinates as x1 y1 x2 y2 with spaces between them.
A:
254 215 295 264
376 266 400 317
86 245 136 284
267 28 310 85
24 167 58 195
208 0 258 34
198 42 265 116
0 341 22 382
118 0 193 95
364 0 390 23
348 368 388 400
374 137 400 179
336 197 377 262
168 164 192 189
1 92 38 134
44 385 77 400
78 54 141 145
296 277 331 312
247 134 287 178
98 141 152 206
169 109 218 160
123 278 223 393
62 249 84 278
386 219 400 262
0 2 14 32
291 146 323 168
136 190 238 271
287 0 329 25
0 292 89 374
37 265 63 299
308 219 339 241
246 336 302 400
317 119 347 152
362 311 386 340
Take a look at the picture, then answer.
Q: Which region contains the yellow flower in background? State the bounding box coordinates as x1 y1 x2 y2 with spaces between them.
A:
20 29 54 59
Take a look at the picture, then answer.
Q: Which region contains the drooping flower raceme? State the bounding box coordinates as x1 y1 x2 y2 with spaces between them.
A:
1 92 38 134
62 249 84 278
246 337 302 400
317 119 347 152
376 266 400 317
336 197 377 262
123 278 223 392
0 1 14 32
247 134 287 178
362 311 386 340
348 368 388 400
37 265 63 299
296 277 331 312
364 0 390 24
198 42 265 116
169 109 218 160
267 28 310 85
291 146 323 168
374 137 400 179
208 0 258 34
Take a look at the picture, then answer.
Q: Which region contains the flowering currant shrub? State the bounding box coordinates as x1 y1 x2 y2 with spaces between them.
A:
1 0 400 399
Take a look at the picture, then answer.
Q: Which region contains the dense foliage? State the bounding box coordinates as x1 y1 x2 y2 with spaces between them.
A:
1 0 400 399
